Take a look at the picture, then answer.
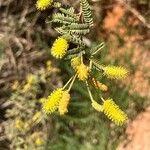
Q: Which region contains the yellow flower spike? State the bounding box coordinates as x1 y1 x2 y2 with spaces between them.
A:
92 78 108 91
51 37 69 59
92 100 103 112
76 63 89 80
102 98 128 126
71 56 81 70
36 0 53 10
42 88 63 113
103 66 128 79
58 90 70 115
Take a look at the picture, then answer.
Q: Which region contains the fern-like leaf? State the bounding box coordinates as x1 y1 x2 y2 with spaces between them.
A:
64 34 85 46
65 53 81 60
59 8 79 21
80 0 93 26
60 23 90 35
91 59 104 71
68 48 84 55
52 13 78 25
55 27 68 35
53 2 61 8
63 28 90 35
65 23 90 29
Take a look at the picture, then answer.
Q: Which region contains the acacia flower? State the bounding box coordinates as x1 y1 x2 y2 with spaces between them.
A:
58 90 70 115
42 88 63 113
36 0 53 10
76 63 89 80
103 66 128 79
51 37 69 59
102 98 127 125
71 56 81 70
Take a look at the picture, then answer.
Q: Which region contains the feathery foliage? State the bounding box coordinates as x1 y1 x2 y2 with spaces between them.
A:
80 0 93 26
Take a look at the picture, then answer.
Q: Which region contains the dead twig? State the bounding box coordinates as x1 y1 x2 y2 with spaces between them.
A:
117 0 150 29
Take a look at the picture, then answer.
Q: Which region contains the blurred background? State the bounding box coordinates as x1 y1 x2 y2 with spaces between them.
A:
0 0 150 149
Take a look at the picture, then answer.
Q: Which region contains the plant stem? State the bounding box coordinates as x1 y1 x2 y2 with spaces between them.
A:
68 74 77 91
63 76 74 90
86 81 94 102
100 97 105 102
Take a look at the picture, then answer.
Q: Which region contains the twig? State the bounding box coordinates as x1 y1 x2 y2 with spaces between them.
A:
117 0 150 29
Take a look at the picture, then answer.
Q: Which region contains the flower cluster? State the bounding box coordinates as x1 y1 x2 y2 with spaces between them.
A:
92 98 127 125
42 88 71 115
58 90 70 115
102 99 127 125
103 66 128 79
36 0 129 126
42 88 63 113
76 63 89 80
